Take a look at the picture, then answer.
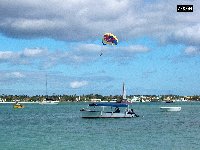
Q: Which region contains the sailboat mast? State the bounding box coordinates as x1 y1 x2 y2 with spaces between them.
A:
122 82 126 100
45 73 48 97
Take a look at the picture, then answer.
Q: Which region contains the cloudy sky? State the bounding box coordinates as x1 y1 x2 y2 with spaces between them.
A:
0 0 199 96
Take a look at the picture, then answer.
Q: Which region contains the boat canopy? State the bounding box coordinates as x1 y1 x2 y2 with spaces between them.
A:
89 102 128 107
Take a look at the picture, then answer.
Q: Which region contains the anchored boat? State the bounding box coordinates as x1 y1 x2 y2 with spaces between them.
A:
80 82 139 118
80 102 139 118
13 102 24 109
39 98 59 105
39 74 59 105
160 106 181 112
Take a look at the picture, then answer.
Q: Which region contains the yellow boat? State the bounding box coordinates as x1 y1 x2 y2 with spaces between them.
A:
13 104 24 109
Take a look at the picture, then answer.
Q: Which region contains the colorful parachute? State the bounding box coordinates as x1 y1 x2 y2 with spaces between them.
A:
102 33 118 45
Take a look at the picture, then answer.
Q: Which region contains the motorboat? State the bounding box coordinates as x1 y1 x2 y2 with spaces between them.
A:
160 106 181 112
13 103 24 109
80 83 139 118
80 102 139 118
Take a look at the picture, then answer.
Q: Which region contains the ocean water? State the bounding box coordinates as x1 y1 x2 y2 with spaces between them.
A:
0 102 200 150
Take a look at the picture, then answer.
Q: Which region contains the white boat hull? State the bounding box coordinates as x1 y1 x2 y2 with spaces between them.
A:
160 107 181 112
81 110 137 118
39 101 59 105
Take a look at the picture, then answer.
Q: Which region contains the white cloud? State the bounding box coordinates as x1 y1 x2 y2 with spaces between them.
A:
0 51 18 60
184 46 200 56
23 48 47 57
70 81 88 89
0 48 49 66
10 72 25 78
76 44 101 53
0 0 199 48
0 43 150 68
0 0 199 67
119 45 149 53
1 71 25 79
169 24 200 46
74 43 149 54
0 48 46 61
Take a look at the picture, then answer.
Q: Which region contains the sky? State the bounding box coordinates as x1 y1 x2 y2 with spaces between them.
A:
0 0 200 96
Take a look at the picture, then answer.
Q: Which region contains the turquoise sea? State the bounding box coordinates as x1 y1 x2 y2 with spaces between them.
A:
0 102 200 150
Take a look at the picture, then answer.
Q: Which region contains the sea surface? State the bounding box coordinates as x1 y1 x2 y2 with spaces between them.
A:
0 102 200 150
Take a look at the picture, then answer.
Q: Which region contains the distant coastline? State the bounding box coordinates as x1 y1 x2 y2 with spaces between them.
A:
0 94 199 103
0 102 38 104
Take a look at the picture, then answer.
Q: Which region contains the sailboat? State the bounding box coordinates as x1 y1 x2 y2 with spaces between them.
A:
117 82 131 103
39 74 59 105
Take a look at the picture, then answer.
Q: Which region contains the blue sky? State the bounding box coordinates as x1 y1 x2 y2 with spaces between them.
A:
0 0 200 96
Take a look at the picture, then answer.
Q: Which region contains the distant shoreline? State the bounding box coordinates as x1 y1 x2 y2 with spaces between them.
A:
0 101 198 104
0 102 39 104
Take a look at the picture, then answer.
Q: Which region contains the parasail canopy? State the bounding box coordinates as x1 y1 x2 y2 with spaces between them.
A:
102 33 118 45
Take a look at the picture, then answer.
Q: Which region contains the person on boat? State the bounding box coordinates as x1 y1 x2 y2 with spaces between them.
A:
80 108 85 111
127 109 133 114
114 107 120 113
131 109 134 114
13 101 23 108
15 101 20 105
128 109 139 117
